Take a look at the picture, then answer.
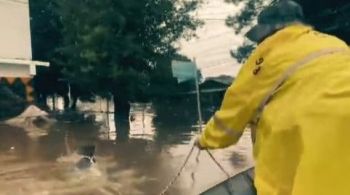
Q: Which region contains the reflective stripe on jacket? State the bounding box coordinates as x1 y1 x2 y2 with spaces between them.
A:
199 24 350 195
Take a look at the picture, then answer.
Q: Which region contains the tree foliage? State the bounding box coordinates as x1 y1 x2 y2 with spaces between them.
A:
30 0 201 112
225 0 268 63
226 0 349 63
230 41 256 63
225 0 266 34
30 0 67 106
295 0 350 43
56 0 201 110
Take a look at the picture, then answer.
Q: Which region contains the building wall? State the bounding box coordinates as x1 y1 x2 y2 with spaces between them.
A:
0 63 32 78
0 0 35 104
0 0 32 60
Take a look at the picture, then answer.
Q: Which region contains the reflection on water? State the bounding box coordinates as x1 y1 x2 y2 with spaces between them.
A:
129 103 156 140
0 99 254 195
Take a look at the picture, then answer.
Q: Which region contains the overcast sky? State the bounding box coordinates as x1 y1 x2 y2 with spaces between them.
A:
179 0 244 78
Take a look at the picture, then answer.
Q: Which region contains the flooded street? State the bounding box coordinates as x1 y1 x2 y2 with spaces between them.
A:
2 0 346 194
0 100 254 195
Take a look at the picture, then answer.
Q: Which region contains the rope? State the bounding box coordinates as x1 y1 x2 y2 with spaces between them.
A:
159 143 196 195
205 150 234 195
159 64 233 195
206 150 231 178
195 66 232 183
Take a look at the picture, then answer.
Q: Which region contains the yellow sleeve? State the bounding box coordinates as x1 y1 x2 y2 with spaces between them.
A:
199 50 268 149
199 83 255 149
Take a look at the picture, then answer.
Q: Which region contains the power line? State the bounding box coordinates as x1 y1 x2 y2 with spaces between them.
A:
199 18 226 21
201 60 236 69
191 30 234 42
190 43 232 56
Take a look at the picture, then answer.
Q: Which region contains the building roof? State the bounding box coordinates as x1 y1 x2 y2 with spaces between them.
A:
0 58 49 77
203 75 234 86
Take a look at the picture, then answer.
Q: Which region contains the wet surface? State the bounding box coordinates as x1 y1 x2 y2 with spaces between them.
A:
0 100 254 195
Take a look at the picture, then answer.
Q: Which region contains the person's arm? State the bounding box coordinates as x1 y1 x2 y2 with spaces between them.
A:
199 52 268 149
199 82 255 148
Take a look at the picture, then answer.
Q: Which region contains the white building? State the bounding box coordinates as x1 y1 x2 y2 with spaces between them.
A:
0 0 49 101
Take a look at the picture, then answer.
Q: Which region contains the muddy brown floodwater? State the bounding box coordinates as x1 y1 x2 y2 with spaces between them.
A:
0 100 254 195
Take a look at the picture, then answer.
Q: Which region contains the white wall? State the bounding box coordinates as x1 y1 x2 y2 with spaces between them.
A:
0 0 32 60
0 63 31 78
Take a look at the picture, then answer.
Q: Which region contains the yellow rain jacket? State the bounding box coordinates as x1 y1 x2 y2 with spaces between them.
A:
199 24 350 195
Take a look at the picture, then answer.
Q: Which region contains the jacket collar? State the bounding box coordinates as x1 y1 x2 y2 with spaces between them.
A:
255 24 313 57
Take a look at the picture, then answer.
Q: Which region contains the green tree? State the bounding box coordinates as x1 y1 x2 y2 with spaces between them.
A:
230 41 256 63
295 0 350 43
225 0 349 62
57 0 200 107
148 54 192 97
225 0 268 63
29 0 69 108
57 0 201 138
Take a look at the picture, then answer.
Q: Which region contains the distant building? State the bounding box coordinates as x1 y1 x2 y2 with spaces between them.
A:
200 75 233 93
174 75 234 120
0 0 49 102
199 75 233 117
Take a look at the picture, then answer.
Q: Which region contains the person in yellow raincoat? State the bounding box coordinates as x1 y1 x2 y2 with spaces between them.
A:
197 1 350 195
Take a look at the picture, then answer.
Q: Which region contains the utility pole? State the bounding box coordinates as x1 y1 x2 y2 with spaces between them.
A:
193 58 203 130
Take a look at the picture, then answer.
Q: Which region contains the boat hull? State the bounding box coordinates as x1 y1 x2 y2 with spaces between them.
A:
200 168 256 195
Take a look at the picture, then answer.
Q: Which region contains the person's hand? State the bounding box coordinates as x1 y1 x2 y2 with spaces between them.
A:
194 136 205 150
